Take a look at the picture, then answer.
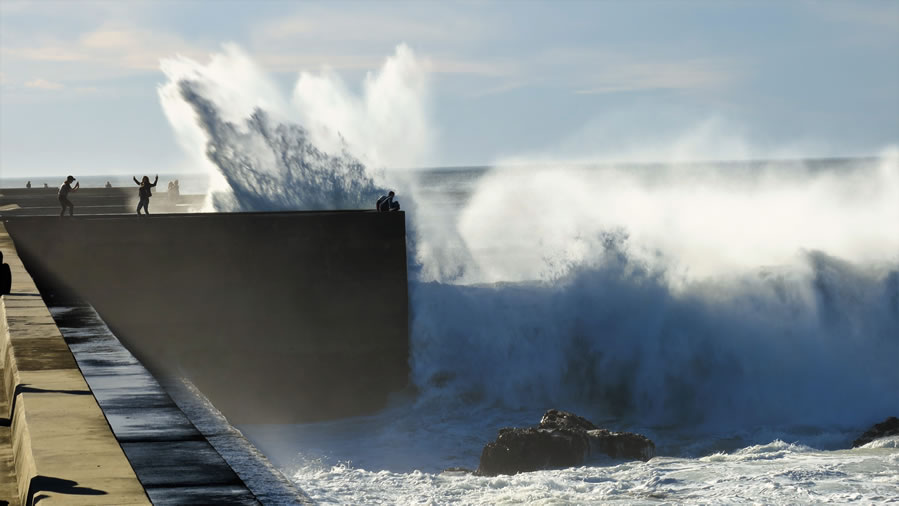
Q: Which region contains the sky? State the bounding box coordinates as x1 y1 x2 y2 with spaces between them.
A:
1 0 898 178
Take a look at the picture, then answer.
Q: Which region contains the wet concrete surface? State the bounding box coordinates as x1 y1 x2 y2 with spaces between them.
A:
49 304 312 505
0 379 18 506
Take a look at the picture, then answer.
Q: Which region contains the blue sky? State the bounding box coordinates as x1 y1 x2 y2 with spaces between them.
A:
1 0 897 177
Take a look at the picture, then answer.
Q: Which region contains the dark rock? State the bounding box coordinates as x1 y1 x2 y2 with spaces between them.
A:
852 416 899 448
478 427 591 477
476 410 655 476
587 429 656 461
539 409 598 431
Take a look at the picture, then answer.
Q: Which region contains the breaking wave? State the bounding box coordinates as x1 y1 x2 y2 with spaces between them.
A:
160 45 899 432
176 80 380 211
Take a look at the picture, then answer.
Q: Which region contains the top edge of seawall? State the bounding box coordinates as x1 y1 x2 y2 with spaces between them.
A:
3 209 404 221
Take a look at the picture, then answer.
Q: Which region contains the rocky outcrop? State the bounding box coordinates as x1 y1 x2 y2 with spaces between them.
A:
586 428 657 461
476 409 655 476
852 416 899 448
540 409 598 431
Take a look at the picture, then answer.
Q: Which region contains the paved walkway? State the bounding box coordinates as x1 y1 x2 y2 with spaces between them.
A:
0 375 18 506
3 218 309 504
2 221 150 505
49 304 311 505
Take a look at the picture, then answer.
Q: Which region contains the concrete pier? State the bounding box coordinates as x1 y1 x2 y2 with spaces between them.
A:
2 217 314 504
1 222 150 505
1 188 410 502
50 304 310 504
0 187 204 216
4 210 410 423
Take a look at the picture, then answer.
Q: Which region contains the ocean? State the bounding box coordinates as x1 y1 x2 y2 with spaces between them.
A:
5 159 898 504
219 159 898 504
8 84 898 505
0 173 211 195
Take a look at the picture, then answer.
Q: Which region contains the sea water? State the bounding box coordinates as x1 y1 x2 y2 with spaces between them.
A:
225 164 898 504
0 173 210 195
11 161 895 504
8 157 897 503
154 77 899 503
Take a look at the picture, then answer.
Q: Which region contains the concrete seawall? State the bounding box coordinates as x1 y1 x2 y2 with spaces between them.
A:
0 187 204 216
4 211 410 423
1 222 150 505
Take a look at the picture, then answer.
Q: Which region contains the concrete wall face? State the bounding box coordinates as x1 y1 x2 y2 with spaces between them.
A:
4 212 409 423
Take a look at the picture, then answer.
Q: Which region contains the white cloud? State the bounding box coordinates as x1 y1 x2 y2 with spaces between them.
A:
24 78 64 90
575 59 735 95
247 7 504 77
1 25 210 81
254 8 487 47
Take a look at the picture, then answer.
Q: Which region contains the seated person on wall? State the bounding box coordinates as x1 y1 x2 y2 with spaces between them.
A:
376 191 401 212
1 251 11 296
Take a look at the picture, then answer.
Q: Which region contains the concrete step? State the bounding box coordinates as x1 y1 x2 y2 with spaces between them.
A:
0 367 21 506
1 221 151 505
50 304 311 504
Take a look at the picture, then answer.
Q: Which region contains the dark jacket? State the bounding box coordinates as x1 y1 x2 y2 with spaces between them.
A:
58 182 74 198
1 263 11 295
135 176 159 199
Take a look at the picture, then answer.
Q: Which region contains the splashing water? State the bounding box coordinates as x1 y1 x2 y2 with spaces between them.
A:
157 45 899 505
176 80 379 211
160 44 898 433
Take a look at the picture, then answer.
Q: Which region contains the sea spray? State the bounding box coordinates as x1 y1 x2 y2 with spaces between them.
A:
409 241 899 429
159 44 899 433
177 80 379 211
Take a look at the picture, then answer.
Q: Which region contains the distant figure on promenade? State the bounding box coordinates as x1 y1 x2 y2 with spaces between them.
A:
0 251 11 296
134 174 158 215
167 180 180 200
105 181 112 188
58 175 79 217
25 181 31 189
376 191 401 212
43 183 48 188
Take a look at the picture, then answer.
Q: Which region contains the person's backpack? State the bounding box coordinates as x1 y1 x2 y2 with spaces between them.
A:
376 195 388 212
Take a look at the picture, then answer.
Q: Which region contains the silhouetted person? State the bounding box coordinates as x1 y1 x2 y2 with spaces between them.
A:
105 181 112 188
43 183 48 188
134 174 158 215
377 191 401 212
167 180 179 199
58 175 79 217
26 181 31 189
0 251 11 296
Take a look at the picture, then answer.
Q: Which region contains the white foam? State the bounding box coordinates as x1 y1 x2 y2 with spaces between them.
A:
282 443 899 505
159 44 899 504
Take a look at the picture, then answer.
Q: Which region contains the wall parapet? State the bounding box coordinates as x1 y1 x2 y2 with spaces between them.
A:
0 222 150 505
5 211 410 423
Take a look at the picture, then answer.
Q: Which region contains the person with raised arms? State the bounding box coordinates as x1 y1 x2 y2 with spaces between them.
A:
58 175 79 217
134 174 159 216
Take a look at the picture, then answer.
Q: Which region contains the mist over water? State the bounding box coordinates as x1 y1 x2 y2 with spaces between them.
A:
160 44 898 445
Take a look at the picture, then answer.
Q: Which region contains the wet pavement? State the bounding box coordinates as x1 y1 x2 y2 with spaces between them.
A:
49 304 311 505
